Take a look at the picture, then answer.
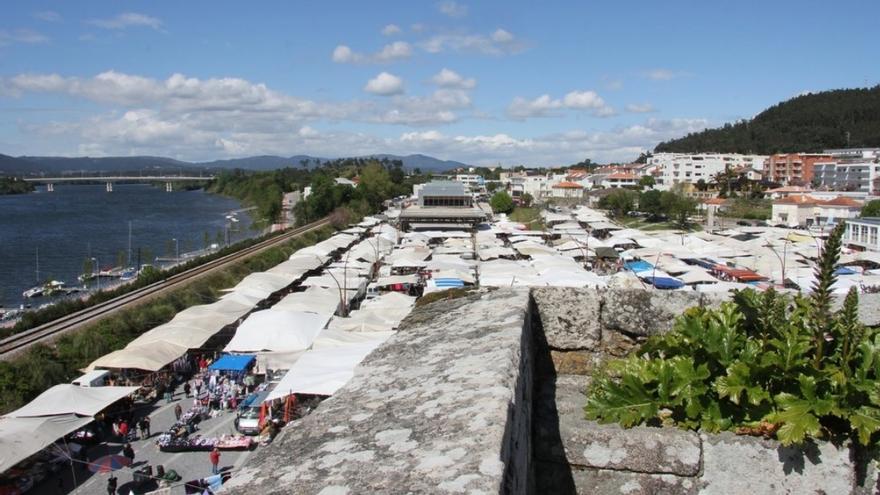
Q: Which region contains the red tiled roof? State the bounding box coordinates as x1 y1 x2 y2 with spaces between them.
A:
766 186 811 193
607 172 638 180
818 196 863 207
773 194 818 205
552 181 584 189
703 197 727 205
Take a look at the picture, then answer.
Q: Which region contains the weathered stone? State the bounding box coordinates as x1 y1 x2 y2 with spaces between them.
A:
533 287 602 350
533 374 587 464
568 466 699 495
550 350 601 375
601 288 703 337
561 421 702 477
224 289 532 495
700 432 854 495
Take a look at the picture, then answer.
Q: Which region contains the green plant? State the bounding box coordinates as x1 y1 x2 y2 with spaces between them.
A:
585 222 880 446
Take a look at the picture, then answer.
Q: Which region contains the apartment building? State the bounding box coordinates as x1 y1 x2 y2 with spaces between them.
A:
771 195 862 227
814 160 880 195
764 153 831 185
649 153 767 186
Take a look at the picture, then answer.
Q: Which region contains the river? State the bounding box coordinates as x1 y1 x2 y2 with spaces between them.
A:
0 184 256 310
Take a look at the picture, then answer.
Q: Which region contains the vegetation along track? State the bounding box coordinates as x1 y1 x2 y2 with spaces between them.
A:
0 218 330 359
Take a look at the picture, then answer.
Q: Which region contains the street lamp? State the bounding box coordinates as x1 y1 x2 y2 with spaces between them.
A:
314 254 349 317
765 239 790 288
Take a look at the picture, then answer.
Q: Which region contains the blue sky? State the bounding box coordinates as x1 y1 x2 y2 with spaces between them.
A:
0 1 877 166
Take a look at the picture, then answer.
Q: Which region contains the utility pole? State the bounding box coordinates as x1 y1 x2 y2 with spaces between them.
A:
127 221 132 267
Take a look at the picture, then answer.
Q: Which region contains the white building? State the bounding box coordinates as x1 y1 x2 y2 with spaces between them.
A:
453 174 484 192
649 153 767 187
845 217 880 252
550 181 584 199
771 195 863 227
600 172 640 188
813 160 880 195
509 174 552 201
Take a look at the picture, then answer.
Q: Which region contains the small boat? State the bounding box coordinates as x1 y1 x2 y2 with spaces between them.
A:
22 280 66 298
22 286 43 298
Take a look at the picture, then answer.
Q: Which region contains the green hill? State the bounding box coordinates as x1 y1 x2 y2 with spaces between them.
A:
655 85 880 154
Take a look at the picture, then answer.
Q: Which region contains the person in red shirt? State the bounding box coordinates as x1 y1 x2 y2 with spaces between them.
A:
199 357 208 371
118 420 129 441
209 447 221 474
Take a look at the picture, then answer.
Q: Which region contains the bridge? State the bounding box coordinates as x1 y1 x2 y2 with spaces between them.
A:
23 175 214 192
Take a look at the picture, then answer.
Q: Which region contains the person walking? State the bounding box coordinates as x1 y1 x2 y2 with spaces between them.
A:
174 403 183 422
143 415 151 438
106 474 117 495
122 443 135 465
209 447 221 475
118 420 129 442
184 381 191 398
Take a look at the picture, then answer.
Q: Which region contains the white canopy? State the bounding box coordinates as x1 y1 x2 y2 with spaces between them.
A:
224 310 331 353
264 340 388 400
678 270 720 285
88 341 190 371
6 384 139 418
0 414 93 474
273 286 342 316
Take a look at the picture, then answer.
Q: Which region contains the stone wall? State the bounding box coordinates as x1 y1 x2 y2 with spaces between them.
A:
223 289 533 494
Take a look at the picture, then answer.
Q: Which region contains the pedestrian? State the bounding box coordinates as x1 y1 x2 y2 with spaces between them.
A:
209 447 220 475
122 443 135 465
106 474 117 495
137 418 146 440
194 379 202 397
174 403 182 421
118 420 129 442
184 381 191 398
143 415 151 438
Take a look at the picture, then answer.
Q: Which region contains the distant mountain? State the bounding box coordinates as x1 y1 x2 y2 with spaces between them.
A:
0 152 470 175
655 85 880 154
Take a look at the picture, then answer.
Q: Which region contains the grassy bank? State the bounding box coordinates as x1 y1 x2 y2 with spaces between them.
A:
509 207 545 230
0 224 336 414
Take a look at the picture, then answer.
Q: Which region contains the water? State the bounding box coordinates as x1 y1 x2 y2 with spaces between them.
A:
0 184 256 310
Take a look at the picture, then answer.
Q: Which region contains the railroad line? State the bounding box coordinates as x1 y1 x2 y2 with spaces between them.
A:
0 218 330 359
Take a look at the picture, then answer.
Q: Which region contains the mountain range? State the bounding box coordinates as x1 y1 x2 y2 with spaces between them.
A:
0 153 471 176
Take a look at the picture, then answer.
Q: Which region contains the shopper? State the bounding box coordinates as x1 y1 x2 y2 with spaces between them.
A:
209 447 221 475
118 420 129 442
143 415 151 438
106 474 117 495
184 381 191 398
122 443 135 465
174 403 183 421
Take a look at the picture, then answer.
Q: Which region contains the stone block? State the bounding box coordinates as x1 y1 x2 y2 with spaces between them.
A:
532 287 602 350
700 432 854 495
560 421 702 476
569 467 699 495
601 288 703 337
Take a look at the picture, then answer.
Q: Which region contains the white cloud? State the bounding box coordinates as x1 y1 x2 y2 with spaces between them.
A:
33 11 62 22
332 41 412 64
0 29 50 47
626 103 656 113
430 68 476 89
644 68 689 81
420 28 522 55
508 90 614 119
438 1 468 17
364 72 405 96
381 24 401 36
87 12 163 30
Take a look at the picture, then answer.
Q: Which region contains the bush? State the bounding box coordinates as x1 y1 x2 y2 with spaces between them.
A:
490 191 514 214
585 223 880 446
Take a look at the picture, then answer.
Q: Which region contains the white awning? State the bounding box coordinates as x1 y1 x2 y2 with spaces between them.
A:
224 310 330 353
264 340 388 400
88 341 190 371
0 414 93 473
6 384 139 418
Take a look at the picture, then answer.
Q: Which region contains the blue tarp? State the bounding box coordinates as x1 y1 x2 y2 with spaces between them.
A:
624 260 654 273
641 276 685 290
834 267 857 276
209 354 255 372
433 278 465 287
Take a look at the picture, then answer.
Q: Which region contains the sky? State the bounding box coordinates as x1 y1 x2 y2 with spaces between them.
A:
0 1 878 166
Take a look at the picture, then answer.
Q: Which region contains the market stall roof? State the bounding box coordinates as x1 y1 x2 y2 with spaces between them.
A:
0 414 93 474
375 274 418 287
641 276 686 290
208 354 255 372
594 247 620 259
87 341 190 372
5 384 139 418
678 270 720 285
224 310 331 353
264 340 387 400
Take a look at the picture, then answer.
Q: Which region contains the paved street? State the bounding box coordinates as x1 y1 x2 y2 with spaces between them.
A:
32 385 258 495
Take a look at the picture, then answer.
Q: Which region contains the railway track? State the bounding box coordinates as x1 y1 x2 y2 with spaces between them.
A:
0 218 330 359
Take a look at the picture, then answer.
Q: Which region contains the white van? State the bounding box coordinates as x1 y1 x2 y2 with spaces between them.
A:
72 370 110 387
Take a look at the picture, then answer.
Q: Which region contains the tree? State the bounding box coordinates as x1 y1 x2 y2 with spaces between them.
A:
861 199 880 217
639 189 664 219
490 191 514 214
521 193 534 208
600 189 638 218
695 179 708 192
486 182 499 193
660 191 698 229
639 175 656 188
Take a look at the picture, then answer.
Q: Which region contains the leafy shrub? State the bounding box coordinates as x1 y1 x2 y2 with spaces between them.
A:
585 223 880 446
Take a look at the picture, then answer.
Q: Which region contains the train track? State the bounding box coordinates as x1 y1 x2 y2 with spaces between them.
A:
0 218 330 359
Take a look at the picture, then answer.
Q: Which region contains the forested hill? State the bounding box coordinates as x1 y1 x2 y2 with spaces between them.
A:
655 85 880 154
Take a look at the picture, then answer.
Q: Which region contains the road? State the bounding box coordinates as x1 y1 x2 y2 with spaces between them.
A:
32 384 258 495
0 218 329 360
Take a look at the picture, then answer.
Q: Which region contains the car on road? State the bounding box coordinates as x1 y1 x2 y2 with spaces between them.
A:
234 390 272 435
